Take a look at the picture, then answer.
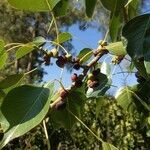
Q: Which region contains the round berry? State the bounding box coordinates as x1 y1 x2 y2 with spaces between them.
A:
87 79 93 86
92 69 100 76
59 89 68 99
71 73 78 82
73 63 80 70
88 73 94 79
138 57 144 62
43 54 50 66
47 51 53 57
56 56 66 68
75 79 83 88
54 100 66 110
51 48 58 58
66 54 72 61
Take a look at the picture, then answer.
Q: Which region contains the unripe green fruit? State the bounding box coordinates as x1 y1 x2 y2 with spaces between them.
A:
51 48 58 58
47 51 53 57
88 73 94 80
65 54 72 61
98 40 107 46
87 79 93 86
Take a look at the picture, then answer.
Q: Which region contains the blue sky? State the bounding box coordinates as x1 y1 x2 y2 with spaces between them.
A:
43 1 150 95
43 23 137 95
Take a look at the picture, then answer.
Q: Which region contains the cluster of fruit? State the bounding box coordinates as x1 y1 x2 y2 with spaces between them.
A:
45 40 127 111
54 88 68 110
43 47 82 70
87 69 101 88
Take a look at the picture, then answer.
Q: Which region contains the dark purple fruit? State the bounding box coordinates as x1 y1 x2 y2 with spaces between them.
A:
138 57 144 62
75 79 83 87
54 100 66 110
56 56 66 68
92 69 100 76
59 89 68 99
73 63 80 70
71 73 78 82
43 54 50 66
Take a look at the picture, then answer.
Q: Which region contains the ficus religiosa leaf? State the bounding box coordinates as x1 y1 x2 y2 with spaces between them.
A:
0 83 54 148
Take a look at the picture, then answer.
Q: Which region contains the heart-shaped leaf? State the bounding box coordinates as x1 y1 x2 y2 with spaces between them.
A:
8 0 61 12
50 90 86 129
122 14 150 60
15 44 35 59
106 41 126 55
85 0 97 18
54 0 69 17
78 48 93 64
0 83 54 148
102 142 118 150
54 32 72 44
0 74 24 89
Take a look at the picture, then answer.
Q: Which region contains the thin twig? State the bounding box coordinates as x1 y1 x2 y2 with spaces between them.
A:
43 120 51 150
67 109 103 143
45 0 59 42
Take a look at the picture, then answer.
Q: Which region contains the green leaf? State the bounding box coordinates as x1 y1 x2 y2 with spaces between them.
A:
101 0 127 41
78 48 93 64
85 0 97 18
102 142 118 150
0 52 8 70
55 32 72 44
0 83 54 148
0 90 5 100
0 40 7 69
122 14 150 60
115 86 135 111
109 15 121 42
101 62 111 76
0 39 5 52
133 59 148 79
116 85 150 113
101 0 127 13
50 90 86 129
144 61 150 75
33 36 46 46
54 0 69 17
148 117 150 125
106 41 126 55
8 0 61 12
127 0 140 20
0 74 24 89
15 44 35 59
